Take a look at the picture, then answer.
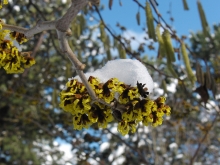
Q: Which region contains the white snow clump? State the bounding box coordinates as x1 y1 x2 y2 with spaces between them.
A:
74 59 154 93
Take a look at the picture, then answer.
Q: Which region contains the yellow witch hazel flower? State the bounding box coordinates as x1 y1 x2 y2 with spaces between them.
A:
0 0 8 9
60 76 171 136
0 20 35 74
10 31 28 44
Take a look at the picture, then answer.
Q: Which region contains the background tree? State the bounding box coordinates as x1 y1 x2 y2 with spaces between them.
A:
0 0 219 165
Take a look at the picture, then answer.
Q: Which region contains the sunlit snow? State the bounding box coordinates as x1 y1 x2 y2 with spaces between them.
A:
75 59 154 93
100 142 110 152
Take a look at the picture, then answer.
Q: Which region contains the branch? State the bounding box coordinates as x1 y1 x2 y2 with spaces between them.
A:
190 113 219 165
22 31 46 77
95 6 178 79
29 118 55 137
133 0 199 58
56 0 89 32
95 6 139 58
3 20 56 38
56 30 121 110
105 128 149 164
2 1 90 37
56 30 97 101
2 1 131 113
3 1 109 107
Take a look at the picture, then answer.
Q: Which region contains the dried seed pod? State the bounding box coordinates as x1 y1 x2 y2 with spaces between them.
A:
167 63 178 78
99 22 106 43
65 62 72 79
79 15 86 31
119 0 122 6
52 89 57 107
194 85 209 106
182 0 189 10
106 48 112 61
109 0 113 10
156 24 163 43
205 66 212 90
181 42 196 83
162 30 176 63
89 0 100 6
113 38 118 47
118 44 126 59
211 75 217 98
162 80 168 94
136 11 140 26
104 35 111 50
197 1 209 37
156 24 166 58
76 24 81 38
196 61 204 86
145 2 156 41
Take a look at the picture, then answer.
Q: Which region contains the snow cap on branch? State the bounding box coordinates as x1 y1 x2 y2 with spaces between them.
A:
75 59 154 93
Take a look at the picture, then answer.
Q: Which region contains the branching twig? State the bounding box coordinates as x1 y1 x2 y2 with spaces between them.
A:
29 118 55 136
95 6 139 58
105 128 149 164
133 0 199 59
55 0 89 32
2 0 99 101
190 113 219 165
95 6 175 79
22 31 46 77
2 21 56 38
56 30 97 101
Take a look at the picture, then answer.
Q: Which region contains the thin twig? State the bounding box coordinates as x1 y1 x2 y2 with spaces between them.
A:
133 0 199 59
95 6 139 58
95 6 175 79
105 128 149 164
56 30 98 101
22 31 46 77
190 113 219 165
29 118 55 136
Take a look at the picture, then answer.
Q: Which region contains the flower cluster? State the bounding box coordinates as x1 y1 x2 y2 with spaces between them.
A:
0 0 8 9
60 78 114 130
60 76 171 136
0 21 35 74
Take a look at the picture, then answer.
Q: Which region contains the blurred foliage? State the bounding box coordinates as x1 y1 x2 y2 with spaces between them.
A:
0 0 220 165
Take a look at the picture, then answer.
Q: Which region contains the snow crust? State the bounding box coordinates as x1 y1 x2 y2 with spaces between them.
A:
75 59 154 93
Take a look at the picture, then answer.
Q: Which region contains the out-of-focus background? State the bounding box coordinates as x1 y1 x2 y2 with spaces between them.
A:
0 0 220 165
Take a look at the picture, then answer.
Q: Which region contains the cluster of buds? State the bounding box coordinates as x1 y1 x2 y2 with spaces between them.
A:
60 76 171 136
0 20 35 74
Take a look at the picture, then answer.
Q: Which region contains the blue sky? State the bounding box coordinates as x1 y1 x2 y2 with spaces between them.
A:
99 0 220 36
